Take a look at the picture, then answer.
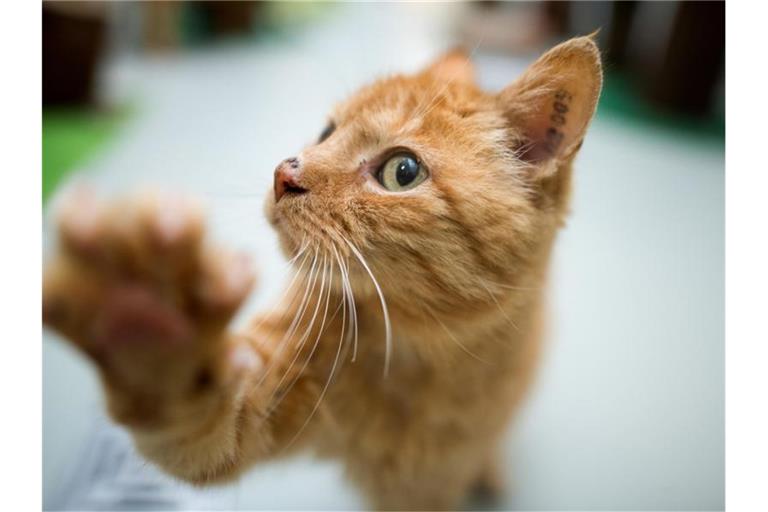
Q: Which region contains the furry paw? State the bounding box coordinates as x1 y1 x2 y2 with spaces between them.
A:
43 188 256 409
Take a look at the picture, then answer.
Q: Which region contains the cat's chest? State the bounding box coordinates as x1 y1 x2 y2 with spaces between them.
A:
310 311 518 435
310 346 503 462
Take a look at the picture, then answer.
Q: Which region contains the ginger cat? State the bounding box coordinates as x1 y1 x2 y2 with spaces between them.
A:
43 36 602 510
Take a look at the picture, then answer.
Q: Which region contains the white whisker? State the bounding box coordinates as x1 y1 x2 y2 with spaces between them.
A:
248 246 311 334
333 244 358 361
268 253 329 404
341 235 392 377
281 286 346 454
346 256 359 362
255 249 320 389
283 237 309 267
267 254 339 417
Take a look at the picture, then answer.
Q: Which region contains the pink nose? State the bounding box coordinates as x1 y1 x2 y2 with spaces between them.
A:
274 157 307 202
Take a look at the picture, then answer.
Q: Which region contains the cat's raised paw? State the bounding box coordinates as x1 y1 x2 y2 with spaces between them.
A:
43 189 256 397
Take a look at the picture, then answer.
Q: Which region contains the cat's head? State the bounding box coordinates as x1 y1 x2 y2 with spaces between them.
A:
266 36 602 318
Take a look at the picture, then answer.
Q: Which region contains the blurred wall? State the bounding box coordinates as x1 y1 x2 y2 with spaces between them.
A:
458 1 725 118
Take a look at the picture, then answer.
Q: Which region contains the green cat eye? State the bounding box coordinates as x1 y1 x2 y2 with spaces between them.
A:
377 154 427 192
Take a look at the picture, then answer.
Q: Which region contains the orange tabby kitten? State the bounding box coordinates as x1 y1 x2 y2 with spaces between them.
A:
43 36 602 510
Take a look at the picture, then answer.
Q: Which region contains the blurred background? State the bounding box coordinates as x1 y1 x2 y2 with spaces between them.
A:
42 1 724 510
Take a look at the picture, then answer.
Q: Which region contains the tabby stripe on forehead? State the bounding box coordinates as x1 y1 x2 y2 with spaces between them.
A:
432 181 508 281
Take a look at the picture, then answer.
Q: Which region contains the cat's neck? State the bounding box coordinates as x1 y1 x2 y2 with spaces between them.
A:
339 277 545 368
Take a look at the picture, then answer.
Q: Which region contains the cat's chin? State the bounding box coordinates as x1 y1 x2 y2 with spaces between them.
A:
276 231 301 262
263 190 277 225
263 193 298 259
264 189 303 234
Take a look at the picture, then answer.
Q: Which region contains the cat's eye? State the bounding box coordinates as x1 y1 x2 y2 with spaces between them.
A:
318 122 336 143
376 153 427 192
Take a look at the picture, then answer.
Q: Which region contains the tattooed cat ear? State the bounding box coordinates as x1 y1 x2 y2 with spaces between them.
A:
501 35 603 174
422 48 475 85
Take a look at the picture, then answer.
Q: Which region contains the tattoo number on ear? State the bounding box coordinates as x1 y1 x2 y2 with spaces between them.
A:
545 128 564 153
545 89 572 154
554 89 573 103
550 113 566 127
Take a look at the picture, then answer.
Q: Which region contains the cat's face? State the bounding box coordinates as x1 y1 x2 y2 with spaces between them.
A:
266 37 602 315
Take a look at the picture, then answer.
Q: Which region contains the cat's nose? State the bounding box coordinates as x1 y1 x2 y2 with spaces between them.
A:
274 157 308 202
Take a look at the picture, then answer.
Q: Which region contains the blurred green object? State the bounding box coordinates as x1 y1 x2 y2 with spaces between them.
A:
178 1 334 46
42 108 127 203
599 70 724 143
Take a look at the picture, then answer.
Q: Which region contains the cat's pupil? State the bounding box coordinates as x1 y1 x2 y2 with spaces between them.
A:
396 157 419 186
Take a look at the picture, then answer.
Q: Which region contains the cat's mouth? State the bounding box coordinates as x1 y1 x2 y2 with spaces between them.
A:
282 183 308 197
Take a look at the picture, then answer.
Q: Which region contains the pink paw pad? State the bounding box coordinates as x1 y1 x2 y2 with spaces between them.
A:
93 285 193 347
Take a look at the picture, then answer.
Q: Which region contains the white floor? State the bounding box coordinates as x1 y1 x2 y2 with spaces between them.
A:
43 4 724 510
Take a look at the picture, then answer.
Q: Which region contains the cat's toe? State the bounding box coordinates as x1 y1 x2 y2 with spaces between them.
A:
56 187 108 261
196 247 256 319
143 191 205 252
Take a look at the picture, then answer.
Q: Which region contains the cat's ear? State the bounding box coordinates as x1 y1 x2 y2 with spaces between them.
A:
500 35 602 176
422 48 475 85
